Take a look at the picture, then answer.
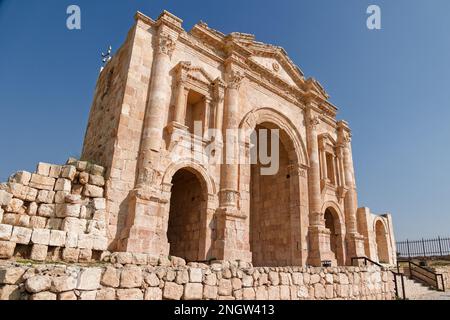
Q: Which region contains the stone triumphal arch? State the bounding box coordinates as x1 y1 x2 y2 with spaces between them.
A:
81 10 397 266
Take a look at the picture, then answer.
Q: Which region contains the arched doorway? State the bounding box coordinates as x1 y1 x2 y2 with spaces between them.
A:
250 123 298 267
167 168 206 262
324 207 345 266
375 220 389 263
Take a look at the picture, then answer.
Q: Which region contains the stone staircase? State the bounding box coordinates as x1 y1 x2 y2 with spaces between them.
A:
402 277 437 299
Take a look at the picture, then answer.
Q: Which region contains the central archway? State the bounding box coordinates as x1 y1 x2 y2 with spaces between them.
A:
249 122 300 267
167 168 206 262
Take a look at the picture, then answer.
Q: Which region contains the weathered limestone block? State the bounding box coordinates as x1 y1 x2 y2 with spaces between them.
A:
55 191 70 204
90 164 105 176
9 171 32 186
83 185 103 198
203 285 218 300
79 291 98 300
101 266 121 288
49 230 66 247
280 285 291 300
11 226 32 244
189 268 203 283
0 285 21 300
218 279 232 296
78 234 93 249
6 198 24 213
89 175 105 187
76 161 88 172
2 214 17 226
242 274 253 287
298 285 309 299
145 272 161 287
163 282 184 300
117 288 143 300
58 291 78 300
92 198 106 210
6 184 37 202
29 174 55 191
0 267 26 284
0 241 16 258
269 272 279 285
111 252 133 264
184 283 203 300
145 287 162 300
27 202 38 216
79 248 92 262
30 244 48 261
17 214 30 227
77 268 102 290
46 218 62 230
65 232 78 248
268 286 280 300
38 204 55 218
255 286 268 300
30 291 57 300
62 217 83 234
242 287 256 300
310 274 321 284
62 248 79 263
25 275 52 293
61 165 77 181
0 190 13 207
96 288 116 300
36 163 51 176
31 228 51 245
78 172 89 185
120 266 143 288
0 224 13 241
204 273 217 286
30 216 47 229
54 178 71 192
56 204 81 218
36 190 55 204
171 256 186 267
132 253 148 265
49 165 62 178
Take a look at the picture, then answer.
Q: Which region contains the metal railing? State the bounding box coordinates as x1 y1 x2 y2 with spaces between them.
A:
397 237 450 258
352 256 406 300
398 259 445 292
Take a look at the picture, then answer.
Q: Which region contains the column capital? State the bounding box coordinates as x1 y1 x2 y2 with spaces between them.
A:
157 32 176 57
225 69 245 90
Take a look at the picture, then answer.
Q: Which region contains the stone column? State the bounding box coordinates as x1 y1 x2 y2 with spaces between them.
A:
173 78 188 125
213 78 226 135
213 67 251 263
136 30 176 188
120 27 178 255
338 121 365 263
305 107 322 227
306 105 336 266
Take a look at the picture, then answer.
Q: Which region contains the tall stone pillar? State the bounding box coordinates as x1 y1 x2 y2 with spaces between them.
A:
120 12 183 254
305 105 334 266
337 121 365 263
173 77 188 125
213 64 251 262
136 30 176 188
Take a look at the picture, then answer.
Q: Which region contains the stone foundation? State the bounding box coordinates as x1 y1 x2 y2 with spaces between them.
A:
0 256 394 300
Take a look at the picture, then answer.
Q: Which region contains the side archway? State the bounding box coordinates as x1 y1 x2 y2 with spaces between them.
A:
322 203 346 266
374 219 390 264
161 160 217 262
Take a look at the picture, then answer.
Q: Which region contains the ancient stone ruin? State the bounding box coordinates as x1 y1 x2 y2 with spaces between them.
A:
0 10 397 300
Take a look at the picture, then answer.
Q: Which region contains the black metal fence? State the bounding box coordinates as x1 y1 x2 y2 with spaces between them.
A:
397 237 450 258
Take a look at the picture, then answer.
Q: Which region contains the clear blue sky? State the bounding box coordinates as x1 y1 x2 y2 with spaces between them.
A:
1 0 449 241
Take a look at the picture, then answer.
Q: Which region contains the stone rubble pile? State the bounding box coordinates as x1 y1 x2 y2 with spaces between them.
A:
0 159 108 263
0 257 394 300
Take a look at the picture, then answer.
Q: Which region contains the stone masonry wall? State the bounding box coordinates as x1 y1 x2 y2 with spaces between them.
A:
0 159 109 263
0 256 394 300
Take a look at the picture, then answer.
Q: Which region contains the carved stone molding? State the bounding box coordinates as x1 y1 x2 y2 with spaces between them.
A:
226 70 245 90
158 33 176 57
